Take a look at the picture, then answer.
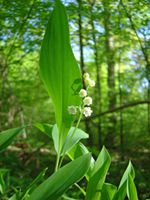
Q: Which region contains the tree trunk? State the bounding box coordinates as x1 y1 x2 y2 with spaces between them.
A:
77 0 92 144
89 1 102 147
103 0 117 147
120 0 150 135
118 57 125 160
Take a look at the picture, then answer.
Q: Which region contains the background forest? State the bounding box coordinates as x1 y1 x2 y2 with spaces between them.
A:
0 0 150 199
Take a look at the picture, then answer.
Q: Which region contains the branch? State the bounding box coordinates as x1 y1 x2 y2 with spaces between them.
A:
82 100 150 121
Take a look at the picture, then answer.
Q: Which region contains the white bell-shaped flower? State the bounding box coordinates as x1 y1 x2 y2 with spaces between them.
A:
83 107 93 117
83 96 92 106
79 89 87 98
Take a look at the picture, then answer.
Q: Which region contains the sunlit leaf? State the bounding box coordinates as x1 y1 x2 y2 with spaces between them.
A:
86 146 111 200
101 183 117 200
119 161 135 188
39 0 82 149
61 127 88 155
29 153 91 200
113 161 136 200
67 142 95 180
127 174 138 200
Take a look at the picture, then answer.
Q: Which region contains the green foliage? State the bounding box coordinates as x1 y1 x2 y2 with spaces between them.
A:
86 146 111 200
28 153 91 200
67 142 95 180
114 161 136 200
0 0 145 199
101 183 117 200
61 127 88 155
39 0 82 151
34 123 53 139
35 123 88 156
127 174 138 200
0 127 23 152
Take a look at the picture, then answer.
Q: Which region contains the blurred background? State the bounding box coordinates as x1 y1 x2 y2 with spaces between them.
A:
0 0 150 199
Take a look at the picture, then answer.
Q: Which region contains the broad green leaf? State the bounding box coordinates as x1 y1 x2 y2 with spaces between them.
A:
40 0 82 149
118 161 135 188
0 127 23 152
34 123 53 138
61 127 88 155
86 146 111 200
113 161 135 200
29 153 91 200
67 142 95 180
127 174 138 200
101 183 117 200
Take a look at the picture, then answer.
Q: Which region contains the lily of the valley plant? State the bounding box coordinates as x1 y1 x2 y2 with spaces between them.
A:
0 0 138 199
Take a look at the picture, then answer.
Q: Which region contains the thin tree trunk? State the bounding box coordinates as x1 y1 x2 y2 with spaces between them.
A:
103 0 117 147
89 1 102 147
120 0 150 135
20 110 27 139
77 0 91 144
117 2 124 160
0 59 8 131
118 58 124 160
77 0 85 80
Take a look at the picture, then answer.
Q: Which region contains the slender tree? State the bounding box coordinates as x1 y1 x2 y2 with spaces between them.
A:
88 0 102 147
102 0 117 147
120 0 150 135
77 0 92 143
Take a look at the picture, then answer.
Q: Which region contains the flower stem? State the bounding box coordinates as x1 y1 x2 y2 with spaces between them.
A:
58 110 83 168
70 111 83 140
74 183 86 196
54 152 60 172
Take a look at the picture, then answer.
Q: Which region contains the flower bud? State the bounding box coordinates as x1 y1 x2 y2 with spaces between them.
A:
68 106 77 115
83 73 90 79
84 77 90 85
89 79 95 87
